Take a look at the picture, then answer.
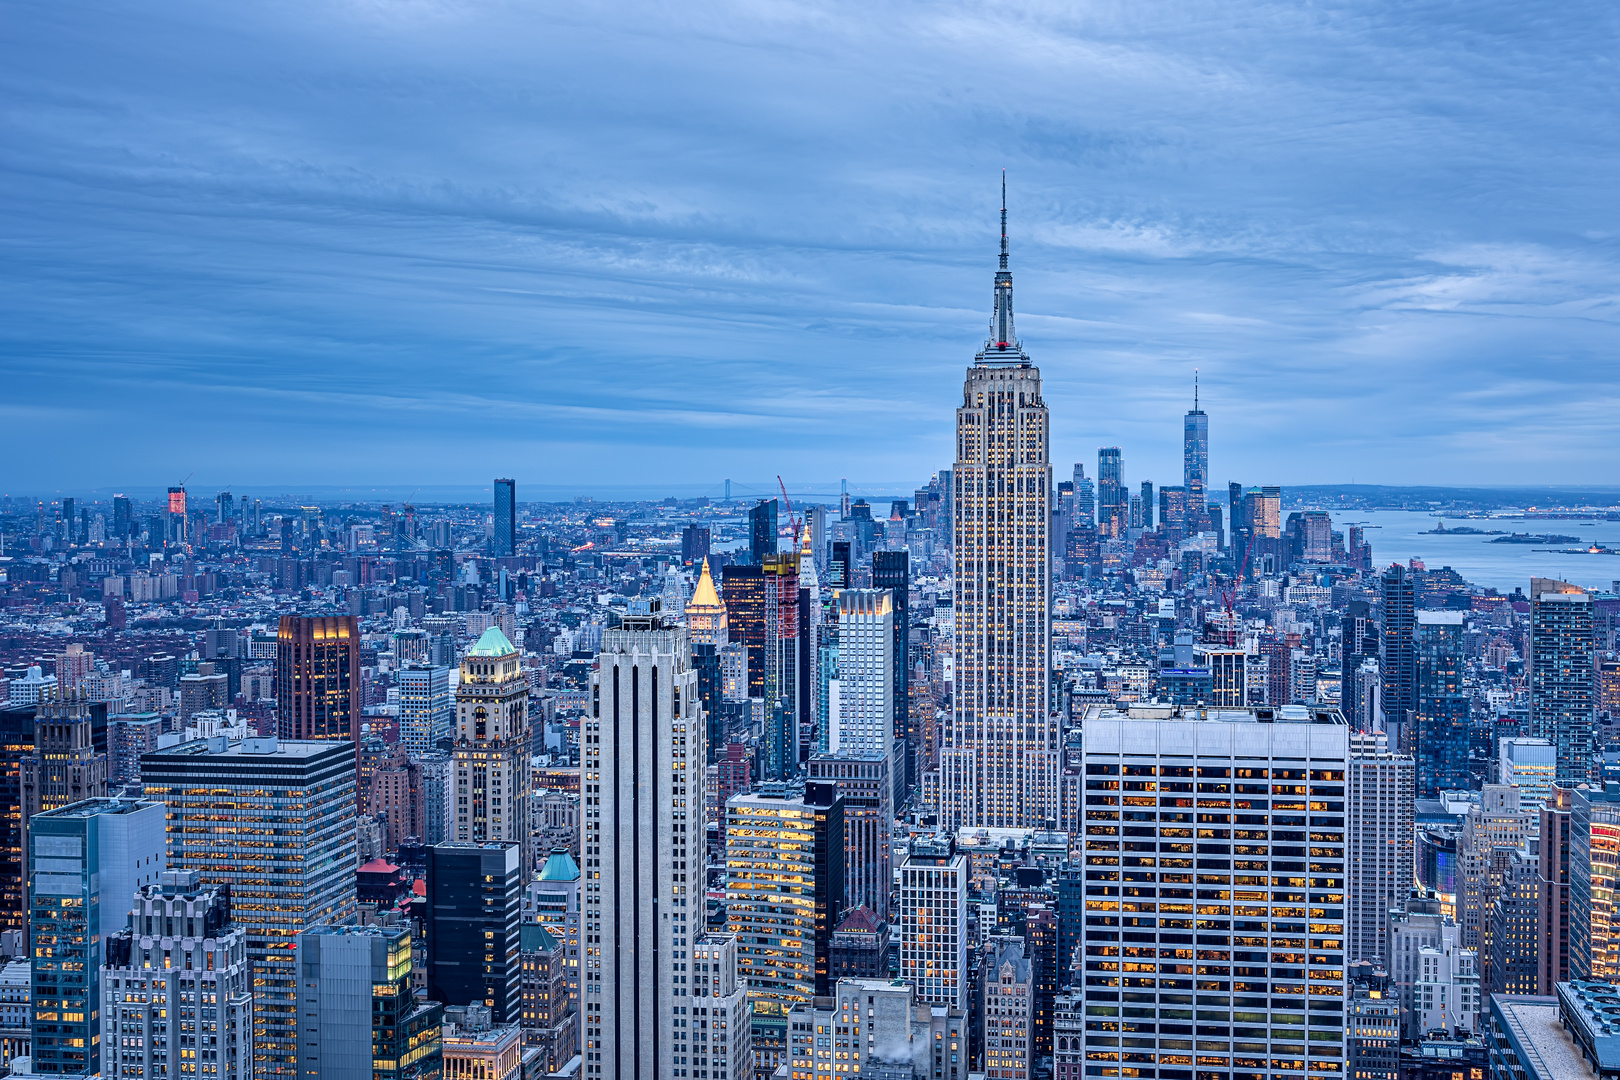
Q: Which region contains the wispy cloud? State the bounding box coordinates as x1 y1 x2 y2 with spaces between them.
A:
1 0 1617 490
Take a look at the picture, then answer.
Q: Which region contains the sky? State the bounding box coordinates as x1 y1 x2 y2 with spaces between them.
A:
3 0 1618 498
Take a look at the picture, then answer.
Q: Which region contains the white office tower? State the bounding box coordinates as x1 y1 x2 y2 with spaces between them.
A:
942 183 1056 830
688 933 752 1080
580 598 703 1080
1414 922 1481 1036
398 662 452 755
1498 737 1556 810
1078 705 1351 1080
788 978 917 1080
101 871 252 1080
830 589 894 757
899 834 969 1010
1347 732 1414 963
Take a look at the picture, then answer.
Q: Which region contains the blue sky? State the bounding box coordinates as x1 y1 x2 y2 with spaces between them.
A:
3 0 1617 496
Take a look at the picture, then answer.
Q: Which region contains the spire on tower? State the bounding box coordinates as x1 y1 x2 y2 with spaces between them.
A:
999 169 1009 272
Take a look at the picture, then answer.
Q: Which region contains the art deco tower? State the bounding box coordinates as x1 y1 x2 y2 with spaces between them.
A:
454 626 531 874
940 179 1056 829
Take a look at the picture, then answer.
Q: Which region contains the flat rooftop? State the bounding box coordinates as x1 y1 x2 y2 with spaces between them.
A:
1496 996 1597 1080
145 736 347 759
36 797 162 820
1097 705 1347 725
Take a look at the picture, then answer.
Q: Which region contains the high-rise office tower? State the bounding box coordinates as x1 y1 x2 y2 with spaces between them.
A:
871 551 911 799
685 559 729 763
1414 611 1468 797
1499 737 1557 809
453 627 530 871
797 529 821 774
750 499 779 564
101 870 253 1080
26 797 166 1080
1487 844 1539 996
20 696 109 825
983 938 1035 1080
167 485 188 545
1572 784 1620 982
1139 480 1154 532
681 523 711 566
1381 565 1417 748
215 489 233 524
828 541 851 590
1078 705 1350 1078
1183 382 1208 533
112 495 133 540
760 553 802 779
427 842 522 1023
898 833 968 1010
1347 732 1414 963
142 736 358 1077
787 978 917 1080
1537 787 1574 993
726 781 844 1004
1158 486 1187 541
807 754 892 922
942 185 1054 831
720 562 766 704
276 614 361 741
829 589 894 757
1458 785 1532 971
398 662 453 756
1097 448 1124 537
1073 464 1095 528
1341 600 1378 721
1530 577 1595 784
493 478 517 557
580 599 706 1079
296 922 443 1080
0 705 36 937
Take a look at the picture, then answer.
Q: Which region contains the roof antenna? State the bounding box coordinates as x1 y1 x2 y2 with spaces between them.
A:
1195 368 1199 411
999 170 1009 271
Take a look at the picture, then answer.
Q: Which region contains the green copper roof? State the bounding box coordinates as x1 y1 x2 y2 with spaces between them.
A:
521 923 557 953
467 625 516 657
539 848 580 881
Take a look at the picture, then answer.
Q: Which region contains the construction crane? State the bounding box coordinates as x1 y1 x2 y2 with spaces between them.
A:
777 475 803 549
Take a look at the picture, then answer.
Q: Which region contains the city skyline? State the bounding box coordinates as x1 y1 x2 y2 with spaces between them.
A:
5 3 1619 488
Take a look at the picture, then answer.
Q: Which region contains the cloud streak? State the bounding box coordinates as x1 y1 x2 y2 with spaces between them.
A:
1 0 1617 492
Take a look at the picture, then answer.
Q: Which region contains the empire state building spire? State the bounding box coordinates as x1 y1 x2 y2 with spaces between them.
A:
981 171 1024 362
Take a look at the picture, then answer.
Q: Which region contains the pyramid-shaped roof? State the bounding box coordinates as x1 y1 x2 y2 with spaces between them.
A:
467 625 517 657
687 558 722 610
539 848 580 881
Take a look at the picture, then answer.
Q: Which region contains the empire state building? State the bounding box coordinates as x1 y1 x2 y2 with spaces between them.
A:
940 181 1058 830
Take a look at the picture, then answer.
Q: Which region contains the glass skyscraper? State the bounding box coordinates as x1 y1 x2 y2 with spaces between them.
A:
493 478 516 558
1415 610 1469 797
1530 577 1595 784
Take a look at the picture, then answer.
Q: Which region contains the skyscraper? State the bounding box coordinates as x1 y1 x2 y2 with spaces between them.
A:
1139 480 1154 532
102 871 254 1080
580 598 708 1078
276 614 361 741
296 922 443 1080
26 798 166 1080
397 662 453 756
1530 577 1595 784
1072 464 1095 528
1078 706 1350 1077
1097 448 1124 537
941 181 1055 831
1414 610 1469 797
898 833 968 1010
726 781 844 1003
493 478 516 557
749 499 778 565
870 550 911 799
685 559 729 763
829 589 894 758
143 737 357 1077
1381 565 1417 749
427 842 522 1024
1347 731 1415 963
1183 381 1208 533
453 627 530 871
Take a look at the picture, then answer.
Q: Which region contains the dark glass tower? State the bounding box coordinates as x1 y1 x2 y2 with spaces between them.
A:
1531 578 1596 784
493 478 516 557
749 499 778 565
1415 611 1469 797
721 564 766 702
871 549 911 800
426 842 523 1023
1183 380 1208 533
1381 565 1417 750
1097 448 1124 537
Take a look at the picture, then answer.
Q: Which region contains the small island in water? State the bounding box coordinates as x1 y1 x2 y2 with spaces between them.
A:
1490 532 1582 545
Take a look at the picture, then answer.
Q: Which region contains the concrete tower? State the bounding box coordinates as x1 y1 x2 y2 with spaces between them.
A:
941 176 1056 830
